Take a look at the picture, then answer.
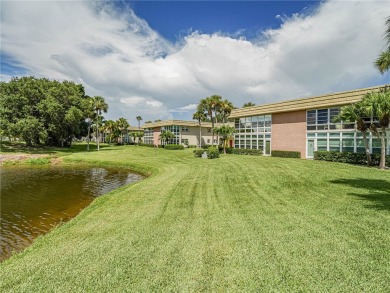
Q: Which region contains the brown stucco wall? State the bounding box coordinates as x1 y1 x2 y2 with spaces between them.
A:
271 110 306 158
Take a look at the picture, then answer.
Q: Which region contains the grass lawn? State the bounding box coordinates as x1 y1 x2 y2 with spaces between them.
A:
0 144 389 292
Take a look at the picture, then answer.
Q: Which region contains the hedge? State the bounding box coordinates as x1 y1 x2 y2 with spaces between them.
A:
193 149 205 157
164 144 185 150
139 143 162 148
221 148 263 156
271 150 301 159
207 147 220 159
314 151 390 167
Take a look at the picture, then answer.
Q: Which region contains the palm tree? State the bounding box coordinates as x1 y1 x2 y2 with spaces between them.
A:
198 95 222 146
159 130 175 146
219 99 234 124
193 109 207 148
213 125 236 154
103 120 116 144
130 132 137 145
136 116 143 131
83 96 95 151
362 90 390 169
243 102 256 108
375 16 390 74
117 118 129 145
93 96 108 151
136 131 144 145
334 102 372 166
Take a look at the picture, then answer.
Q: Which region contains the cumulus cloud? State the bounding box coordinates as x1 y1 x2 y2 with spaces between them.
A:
1 0 389 125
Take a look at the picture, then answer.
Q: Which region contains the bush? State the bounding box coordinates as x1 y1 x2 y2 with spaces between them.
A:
201 144 212 149
164 144 184 150
193 149 205 157
225 148 263 156
187 145 197 148
139 143 162 148
271 150 301 159
314 151 390 167
206 147 220 159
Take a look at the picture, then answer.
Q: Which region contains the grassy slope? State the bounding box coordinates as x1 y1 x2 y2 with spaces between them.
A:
0 145 389 292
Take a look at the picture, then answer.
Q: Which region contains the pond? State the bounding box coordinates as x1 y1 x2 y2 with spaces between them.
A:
0 165 143 261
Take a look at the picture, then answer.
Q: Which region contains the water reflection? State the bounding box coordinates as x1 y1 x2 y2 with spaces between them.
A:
0 165 142 261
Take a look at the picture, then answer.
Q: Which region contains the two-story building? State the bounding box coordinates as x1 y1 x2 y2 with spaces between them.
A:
230 85 390 158
142 120 231 147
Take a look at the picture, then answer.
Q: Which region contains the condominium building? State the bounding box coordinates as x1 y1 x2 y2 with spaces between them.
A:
142 120 229 147
230 85 390 158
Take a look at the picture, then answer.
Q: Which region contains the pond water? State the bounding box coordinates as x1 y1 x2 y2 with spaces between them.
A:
0 165 143 261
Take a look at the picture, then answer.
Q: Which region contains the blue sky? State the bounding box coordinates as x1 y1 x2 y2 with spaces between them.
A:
130 1 319 41
1 1 389 124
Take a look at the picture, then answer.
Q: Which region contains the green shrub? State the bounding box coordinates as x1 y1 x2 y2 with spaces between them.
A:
201 144 212 149
206 147 220 159
139 143 162 148
187 145 197 148
226 148 263 156
314 151 390 167
193 149 205 157
271 150 301 158
164 144 184 150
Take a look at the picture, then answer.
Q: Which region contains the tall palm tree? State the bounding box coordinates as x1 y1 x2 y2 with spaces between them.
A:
213 125 236 154
93 96 108 151
362 90 390 169
193 109 207 148
136 116 143 131
375 16 390 74
243 102 256 108
334 102 372 166
198 95 222 146
83 96 95 151
117 117 129 145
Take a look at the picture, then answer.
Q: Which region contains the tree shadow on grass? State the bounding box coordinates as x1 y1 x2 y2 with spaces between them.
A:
330 178 390 211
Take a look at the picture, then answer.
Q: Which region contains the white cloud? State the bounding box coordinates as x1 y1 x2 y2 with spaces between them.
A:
1 0 389 125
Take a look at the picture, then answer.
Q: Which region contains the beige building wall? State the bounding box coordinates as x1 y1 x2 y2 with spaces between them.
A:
181 126 214 146
271 110 306 158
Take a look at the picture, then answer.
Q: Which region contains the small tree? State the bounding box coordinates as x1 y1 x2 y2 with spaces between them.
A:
117 118 129 145
334 102 372 166
213 125 236 154
362 90 390 169
159 130 175 146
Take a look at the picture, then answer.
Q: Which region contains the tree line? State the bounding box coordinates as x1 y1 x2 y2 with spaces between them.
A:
0 76 142 149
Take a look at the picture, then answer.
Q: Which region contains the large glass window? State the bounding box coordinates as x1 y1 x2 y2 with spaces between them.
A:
234 115 272 151
144 128 154 145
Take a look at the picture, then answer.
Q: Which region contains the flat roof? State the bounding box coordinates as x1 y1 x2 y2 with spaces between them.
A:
230 85 389 118
142 120 233 129
142 120 213 129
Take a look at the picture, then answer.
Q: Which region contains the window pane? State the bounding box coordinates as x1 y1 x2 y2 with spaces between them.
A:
317 109 328 124
317 139 327 151
329 108 340 123
329 139 340 152
307 110 316 124
342 138 354 153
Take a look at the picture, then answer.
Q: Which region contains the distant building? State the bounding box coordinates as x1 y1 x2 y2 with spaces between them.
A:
230 85 390 158
142 120 232 147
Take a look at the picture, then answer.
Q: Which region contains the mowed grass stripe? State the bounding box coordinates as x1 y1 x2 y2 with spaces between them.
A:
0 146 389 292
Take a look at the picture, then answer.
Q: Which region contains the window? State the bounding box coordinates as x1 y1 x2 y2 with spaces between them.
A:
182 139 189 145
181 126 189 132
207 139 210 143
317 109 328 124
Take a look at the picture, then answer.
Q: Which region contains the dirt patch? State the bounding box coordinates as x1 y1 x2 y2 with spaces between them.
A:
0 154 51 164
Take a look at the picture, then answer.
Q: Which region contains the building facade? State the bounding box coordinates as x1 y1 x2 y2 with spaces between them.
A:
142 120 228 147
230 85 390 158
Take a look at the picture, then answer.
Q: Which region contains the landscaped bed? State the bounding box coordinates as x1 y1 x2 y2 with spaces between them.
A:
0 144 389 292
